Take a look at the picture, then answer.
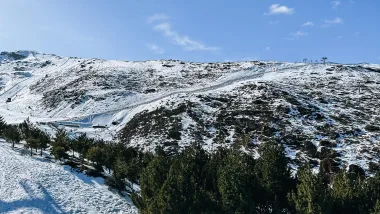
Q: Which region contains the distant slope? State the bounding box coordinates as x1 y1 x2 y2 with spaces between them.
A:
118 64 380 173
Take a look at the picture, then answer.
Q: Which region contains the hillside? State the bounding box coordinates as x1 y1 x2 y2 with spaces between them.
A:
0 140 137 213
0 50 379 174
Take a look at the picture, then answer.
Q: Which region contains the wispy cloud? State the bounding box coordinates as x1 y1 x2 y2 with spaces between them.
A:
322 17 344 27
146 44 165 54
152 21 219 52
286 31 308 40
331 1 341 8
302 21 314 27
265 47 271 51
147 13 169 24
292 31 308 38
337 36 343 39
265 4 295 15
325 17 344 24
354 32 360 36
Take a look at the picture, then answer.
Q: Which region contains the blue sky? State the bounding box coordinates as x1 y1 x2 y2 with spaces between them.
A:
0 0 379 63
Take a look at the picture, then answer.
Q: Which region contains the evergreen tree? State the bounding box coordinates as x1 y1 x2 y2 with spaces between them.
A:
112 156 129 191
25 138 39 156
331 169 365 214
4 125 21 147
157 145 210 214
51 129 70 161
102 142 118 173
75 133 93 163
37 130 50 156
53 129 70 151
19 117 34 140
217 150 256 213
51 145 67 161
289 165 331 214
254 141 294 213
86 146 104 170
132 151 172 213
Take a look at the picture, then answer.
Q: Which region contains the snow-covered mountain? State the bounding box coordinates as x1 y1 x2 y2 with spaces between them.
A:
0 50 379 173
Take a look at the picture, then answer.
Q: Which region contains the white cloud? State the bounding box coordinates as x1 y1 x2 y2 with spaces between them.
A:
146 44 165 54
302 21 314 27
325 17 344 24
265 4 294 15
291 31 308 38
265 47 271 51
337 36 343 39
331 1 341 8
153 22 219 52
285 31 308 40
147 13 169 23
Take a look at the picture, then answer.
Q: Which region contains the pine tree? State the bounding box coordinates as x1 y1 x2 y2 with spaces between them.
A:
51 129 70 161
53 129 70 150
254 141 294 213
4 125 21 147
217 150 256 213
51 145 67 161
75 133 93 163
37 131 50 156
157 146 208 214
86 146 104 170
289 165 331 214
106 143 118 173
19 117 34 140
132 152 172 213
26 138 39 156
331 170 364 214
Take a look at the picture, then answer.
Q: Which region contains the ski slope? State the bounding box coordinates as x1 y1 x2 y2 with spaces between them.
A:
0 141 137 214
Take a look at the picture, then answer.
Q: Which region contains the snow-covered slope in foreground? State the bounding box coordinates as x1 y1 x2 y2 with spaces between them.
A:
0 141 137 214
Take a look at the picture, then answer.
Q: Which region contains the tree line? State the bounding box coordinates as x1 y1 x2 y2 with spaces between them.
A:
131 142 380 214
1 116 380 213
